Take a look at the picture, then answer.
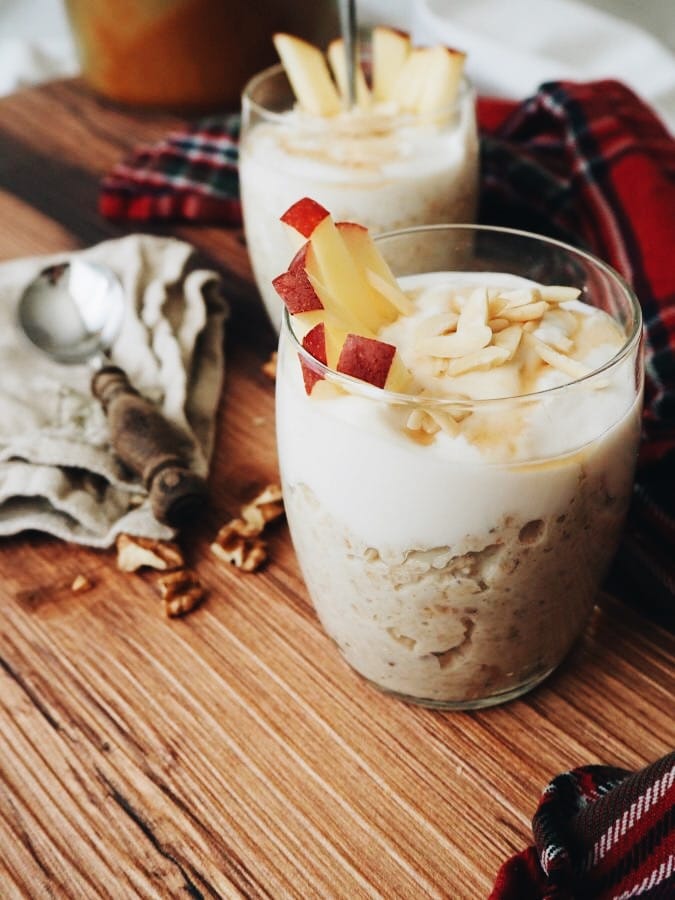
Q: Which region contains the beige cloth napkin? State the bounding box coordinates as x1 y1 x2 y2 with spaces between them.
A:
0 234 228 547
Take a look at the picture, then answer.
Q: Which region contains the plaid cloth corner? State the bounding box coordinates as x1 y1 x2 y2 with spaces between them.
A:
490 752 675 899
99 114 242 224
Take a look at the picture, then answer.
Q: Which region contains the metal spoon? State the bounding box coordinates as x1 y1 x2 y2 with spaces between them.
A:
338 0 359 107
18 259 208 528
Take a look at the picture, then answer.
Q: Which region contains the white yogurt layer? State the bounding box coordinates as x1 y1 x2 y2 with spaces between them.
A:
276 271 641 705
240 89 478 332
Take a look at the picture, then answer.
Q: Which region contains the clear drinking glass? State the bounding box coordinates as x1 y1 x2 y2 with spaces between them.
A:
276 225 643 709
239 64 479 332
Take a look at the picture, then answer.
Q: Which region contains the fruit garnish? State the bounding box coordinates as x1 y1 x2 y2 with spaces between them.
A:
273 27 466 118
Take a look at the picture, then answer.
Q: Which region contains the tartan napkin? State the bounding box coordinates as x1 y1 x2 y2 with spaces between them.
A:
100 78 675 610
489 752 675 900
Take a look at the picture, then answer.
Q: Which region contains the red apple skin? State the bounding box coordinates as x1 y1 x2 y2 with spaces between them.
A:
336 221 367 234
300 322 327 394
272 247 324 314
281 197 330 238
336 334 396 389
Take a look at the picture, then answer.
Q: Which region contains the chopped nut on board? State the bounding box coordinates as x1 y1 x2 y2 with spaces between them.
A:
261 351 278 380
211 521 268 573
211 483 284 573
71 574 93 593
116 534 184 572
157 568 205 617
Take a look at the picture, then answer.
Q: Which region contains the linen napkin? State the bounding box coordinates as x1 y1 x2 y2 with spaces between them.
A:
0 234 228 547
489 751 675 900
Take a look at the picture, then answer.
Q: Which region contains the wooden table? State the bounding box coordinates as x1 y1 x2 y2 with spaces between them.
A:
0 80 672 900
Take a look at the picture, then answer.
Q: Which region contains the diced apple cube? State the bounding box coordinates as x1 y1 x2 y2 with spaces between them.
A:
327 38 371 109
300 322 328 394
337 333 398 389
372 26 411 102
272 246 324 314
273 33 342 117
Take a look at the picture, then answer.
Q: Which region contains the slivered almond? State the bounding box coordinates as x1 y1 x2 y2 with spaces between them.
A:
488 296 508 318
540 286 581 304
414 311 459 341
446 345 510 375
460 287 489 326
532 322 573 353
425 408 461 435
501 301 549 322
418 324 492 358
365 268 415 315
499 288 541 308
488 317 510 333
493 325 523 359
526 334 591 379
543 307 579 336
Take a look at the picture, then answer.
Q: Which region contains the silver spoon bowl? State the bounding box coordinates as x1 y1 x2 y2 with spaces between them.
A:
18 259 207 527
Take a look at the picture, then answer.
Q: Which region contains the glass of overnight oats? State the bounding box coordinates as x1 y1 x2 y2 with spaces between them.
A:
239 28 479 332
273 198 644 709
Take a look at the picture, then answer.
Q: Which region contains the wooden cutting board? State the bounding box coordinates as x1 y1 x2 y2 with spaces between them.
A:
0 79 672 899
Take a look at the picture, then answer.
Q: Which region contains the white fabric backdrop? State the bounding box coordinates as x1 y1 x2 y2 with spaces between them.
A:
0 0 673 131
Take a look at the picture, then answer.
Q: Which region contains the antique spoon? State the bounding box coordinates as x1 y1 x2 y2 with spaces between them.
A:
18 259 208 527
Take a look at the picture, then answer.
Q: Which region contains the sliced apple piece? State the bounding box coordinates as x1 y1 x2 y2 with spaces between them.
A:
391 48 432 113
372 26 411 102
417 46 466 116
273 33 342 117
336 221 411 320
327 38 371 109
304 217 397 333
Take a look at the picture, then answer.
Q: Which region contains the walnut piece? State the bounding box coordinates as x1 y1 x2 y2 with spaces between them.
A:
116 534 185 573
211 484 283 574
157 568 205 617
261 351 278 381
211 521 268 573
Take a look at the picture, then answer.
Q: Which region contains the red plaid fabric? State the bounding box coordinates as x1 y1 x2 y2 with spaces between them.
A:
489 752 675 899
99 115 241 224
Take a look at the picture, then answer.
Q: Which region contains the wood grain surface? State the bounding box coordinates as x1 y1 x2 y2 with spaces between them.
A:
0 79 673 900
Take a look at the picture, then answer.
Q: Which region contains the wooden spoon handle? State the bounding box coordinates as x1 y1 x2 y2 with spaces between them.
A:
91 366 207 528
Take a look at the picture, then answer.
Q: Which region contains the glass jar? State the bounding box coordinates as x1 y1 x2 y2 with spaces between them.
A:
275 225 643 709
65 0 337 111
240 64 479 332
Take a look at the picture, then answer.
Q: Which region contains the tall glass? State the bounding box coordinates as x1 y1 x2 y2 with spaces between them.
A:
276 225 643 709
240 64 479 332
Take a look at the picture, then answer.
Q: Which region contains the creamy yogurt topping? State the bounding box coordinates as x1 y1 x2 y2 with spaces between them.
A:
277 272 640 551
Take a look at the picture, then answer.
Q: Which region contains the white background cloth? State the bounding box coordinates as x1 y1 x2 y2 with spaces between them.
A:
0 1 673 131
